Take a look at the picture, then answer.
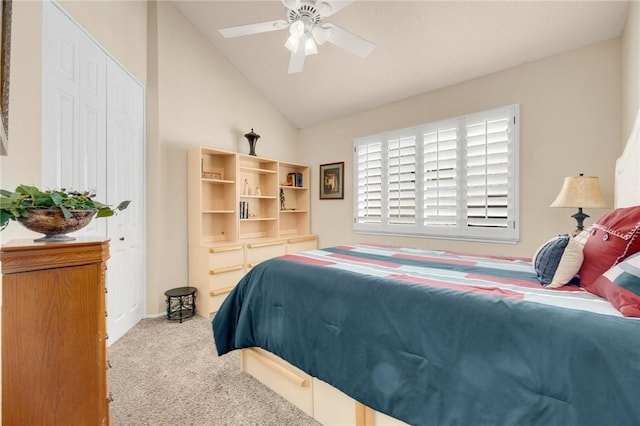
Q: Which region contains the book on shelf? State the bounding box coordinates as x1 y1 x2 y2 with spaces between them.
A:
288 172 303 187
239 201 249 219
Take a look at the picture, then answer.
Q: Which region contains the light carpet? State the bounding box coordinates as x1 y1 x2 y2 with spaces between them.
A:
108 315 321 426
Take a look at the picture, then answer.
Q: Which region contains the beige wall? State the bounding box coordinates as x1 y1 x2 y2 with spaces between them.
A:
623 0 640 142
300 39 622 258
145 2 299 314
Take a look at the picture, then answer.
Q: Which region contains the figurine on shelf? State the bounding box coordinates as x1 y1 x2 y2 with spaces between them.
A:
244 179 250 196
255 187 261 196
280 188 285 211
244 128 260 157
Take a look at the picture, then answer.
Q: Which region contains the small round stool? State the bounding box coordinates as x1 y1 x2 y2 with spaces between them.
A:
164 286 197 323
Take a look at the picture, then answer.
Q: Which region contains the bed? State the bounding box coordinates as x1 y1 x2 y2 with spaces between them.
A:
213 111 640 426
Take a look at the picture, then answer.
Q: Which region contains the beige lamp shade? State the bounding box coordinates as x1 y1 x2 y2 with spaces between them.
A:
550 175 609 209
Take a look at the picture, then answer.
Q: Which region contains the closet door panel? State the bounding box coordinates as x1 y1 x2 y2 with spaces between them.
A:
42 0 80 188
77 34 108 237
106 58 145 343
42 1 107 238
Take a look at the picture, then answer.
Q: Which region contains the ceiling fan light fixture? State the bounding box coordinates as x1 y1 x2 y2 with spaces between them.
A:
284 35 300 52
304 35 318 55
289 20 305 38
219 0 374 73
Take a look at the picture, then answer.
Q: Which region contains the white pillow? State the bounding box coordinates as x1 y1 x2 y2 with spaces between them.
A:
532 234 584 288
572 226 592 247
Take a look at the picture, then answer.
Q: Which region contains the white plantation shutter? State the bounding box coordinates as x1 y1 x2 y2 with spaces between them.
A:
466 117 510 228
356 141 383 224
388 136 416 224
424 127 457 227
354 105 519 242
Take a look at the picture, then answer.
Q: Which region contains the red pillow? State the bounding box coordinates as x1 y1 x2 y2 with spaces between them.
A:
590 252 640 317
579 206 640 291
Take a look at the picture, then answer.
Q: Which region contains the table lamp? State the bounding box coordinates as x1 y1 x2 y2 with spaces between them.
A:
550 173 608 235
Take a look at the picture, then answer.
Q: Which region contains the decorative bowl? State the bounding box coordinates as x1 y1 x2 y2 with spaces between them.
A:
17 208 97 242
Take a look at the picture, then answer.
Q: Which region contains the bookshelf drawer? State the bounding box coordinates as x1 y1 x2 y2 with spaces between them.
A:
209 266 245 291
208 245 244 267
286 236 318 254
245 241 286 265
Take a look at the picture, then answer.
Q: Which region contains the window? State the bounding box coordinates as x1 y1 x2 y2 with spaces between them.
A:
354 105 519 243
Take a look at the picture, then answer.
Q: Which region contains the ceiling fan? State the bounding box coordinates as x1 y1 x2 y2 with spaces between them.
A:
218 0 375 74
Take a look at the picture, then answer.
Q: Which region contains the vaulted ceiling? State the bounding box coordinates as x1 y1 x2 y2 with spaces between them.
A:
171 1 629 128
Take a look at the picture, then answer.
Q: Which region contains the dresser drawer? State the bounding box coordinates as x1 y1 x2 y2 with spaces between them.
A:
208 245 244 268
209 266 246 291
245 240 286 266
313 378 357 425
286 235 318 254
241 348 313 417
207 293 230 315
206 265 246 314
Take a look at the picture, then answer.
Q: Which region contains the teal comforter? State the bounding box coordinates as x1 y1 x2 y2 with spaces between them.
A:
213 245 640 426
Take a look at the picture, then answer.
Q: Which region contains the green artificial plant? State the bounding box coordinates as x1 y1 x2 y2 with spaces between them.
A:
0 184 130 231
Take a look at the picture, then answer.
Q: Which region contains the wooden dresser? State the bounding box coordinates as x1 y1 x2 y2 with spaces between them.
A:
1 237 110 426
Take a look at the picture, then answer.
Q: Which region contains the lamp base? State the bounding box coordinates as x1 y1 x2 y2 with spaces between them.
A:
570 208 589 236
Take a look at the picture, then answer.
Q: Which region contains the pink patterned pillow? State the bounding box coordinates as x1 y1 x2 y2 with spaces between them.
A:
579 206 640 291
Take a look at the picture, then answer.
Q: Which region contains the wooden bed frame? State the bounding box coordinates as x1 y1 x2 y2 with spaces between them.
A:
239 109 640 426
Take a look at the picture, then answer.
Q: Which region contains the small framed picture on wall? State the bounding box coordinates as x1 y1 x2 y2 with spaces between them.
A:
319 162 344 200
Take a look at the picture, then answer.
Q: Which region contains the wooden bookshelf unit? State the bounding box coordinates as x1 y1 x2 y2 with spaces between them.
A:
188 147 317 316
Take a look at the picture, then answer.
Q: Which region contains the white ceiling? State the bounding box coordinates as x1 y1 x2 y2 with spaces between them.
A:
170 0 629 129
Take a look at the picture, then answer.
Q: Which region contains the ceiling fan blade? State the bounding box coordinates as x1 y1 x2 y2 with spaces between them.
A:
324 23 375 59
315 1 354 17
288 43 306 74
219 20 289 38
282 0 301 10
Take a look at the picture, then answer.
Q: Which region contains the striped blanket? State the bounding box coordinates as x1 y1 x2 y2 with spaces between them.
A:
281 244 621 316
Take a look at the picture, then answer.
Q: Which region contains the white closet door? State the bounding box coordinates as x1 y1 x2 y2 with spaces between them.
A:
106 57 145 343
42 1 145 345
42 0 107 237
